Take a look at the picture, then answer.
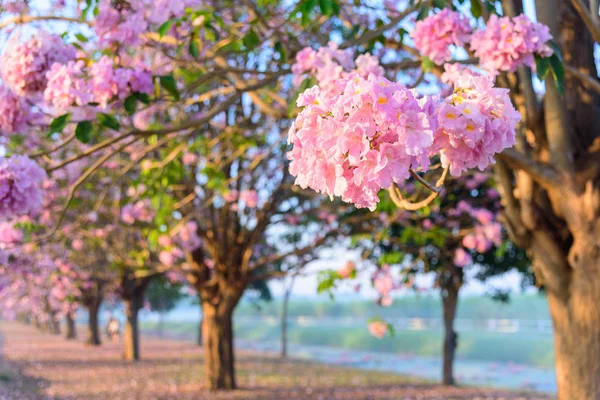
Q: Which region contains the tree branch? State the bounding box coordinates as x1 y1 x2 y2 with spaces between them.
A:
496 148 562 190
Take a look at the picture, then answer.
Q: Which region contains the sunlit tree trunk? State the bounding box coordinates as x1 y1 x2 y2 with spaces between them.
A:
121 272 153 362
202 297 236 390
123 293 142 361
65 313 77 340
496 1 600 398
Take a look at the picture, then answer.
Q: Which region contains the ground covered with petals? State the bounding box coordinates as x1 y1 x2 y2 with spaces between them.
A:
0 322 552 400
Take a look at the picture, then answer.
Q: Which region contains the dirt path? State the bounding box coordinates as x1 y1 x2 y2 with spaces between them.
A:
0 321 553 400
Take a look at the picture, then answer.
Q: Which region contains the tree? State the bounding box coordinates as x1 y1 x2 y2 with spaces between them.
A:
0 1 595 397
364 173 532 385
146 275 186 337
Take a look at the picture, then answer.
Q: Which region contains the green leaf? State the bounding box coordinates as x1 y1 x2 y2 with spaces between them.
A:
159 75 180 100
98 113 120 131
134 92 151 104
421 56 435 73
242 29 260 50
416 5 429 21
432 0 446 8
470 0 482 19
534 55 551 80
49 113 71 135
75 121 93 143
318 0 332 15
274 41 287 61
124 95 137 115
549 54 565 95
189 33 200 60
548 40 562 61
75 33 88 42
158 19 174 38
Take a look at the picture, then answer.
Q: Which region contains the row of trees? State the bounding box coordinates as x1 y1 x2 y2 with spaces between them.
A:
0 0 598 398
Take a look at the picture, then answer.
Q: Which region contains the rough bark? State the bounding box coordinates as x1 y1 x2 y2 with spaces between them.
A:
197 309 203 346
85 300 102 346
121 272 152 362
123 295 141 361
201 291 240 390
65 313 77 340
441 281 459 386
496 1 600 398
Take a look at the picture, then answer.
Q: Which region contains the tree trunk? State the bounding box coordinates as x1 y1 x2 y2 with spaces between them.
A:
280 295 289 359
545 255 600 400
202 300 236 390
280 276 295 359
86 301 102 346
197 310 203 346
65 313 77 340
441 281 459 386
123 294 141 361
50 316 61 335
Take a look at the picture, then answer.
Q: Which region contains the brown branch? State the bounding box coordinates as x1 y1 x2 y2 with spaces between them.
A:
497 148 562 190
570 0 600 43
565 65 600 96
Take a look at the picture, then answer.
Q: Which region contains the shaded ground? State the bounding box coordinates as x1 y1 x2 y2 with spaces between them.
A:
0 322 553 400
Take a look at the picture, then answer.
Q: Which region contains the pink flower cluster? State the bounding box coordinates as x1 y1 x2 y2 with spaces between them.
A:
288 73 434 210
0 34 76 96
337 260 356 279
292 42 383 96
470 14 553 72
95 0 148 48
368 320 389 339
0 222 23 247
121 199 155 225
223 189 259 208
0 156 47 219
452 201 503 267
434 74 520 176
44 61 91 111
44 57 154 111
157 221 201 266
0 85 30 137
410 9 472 65
177 221 202 252
1 0 27 13
372 265 396 306
89 57 154 109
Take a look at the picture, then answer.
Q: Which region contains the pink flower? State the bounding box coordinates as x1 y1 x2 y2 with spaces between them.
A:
177 221 201 252
239 190 258 208
434 74 520 176
373 265 395 298
223 190 238 202
454 248 473 267
182 152 199 165
121 199 155 225
0 155 47 219
159 251 175 267
368 320 388 339
0 34 76 96
411 9 472 64
0 85 31 137
337 261 356 279
470 14 553 73
288 73 434 210
71 239 84 251
44 61 91 112
95 0 148 48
